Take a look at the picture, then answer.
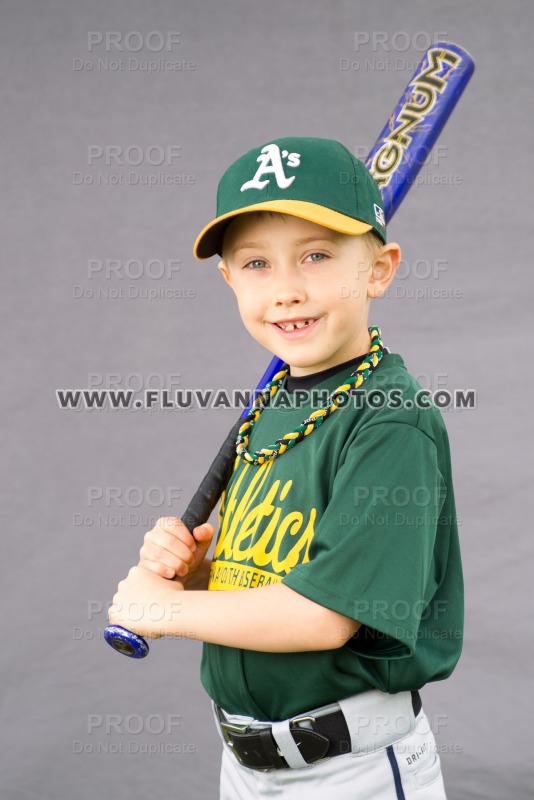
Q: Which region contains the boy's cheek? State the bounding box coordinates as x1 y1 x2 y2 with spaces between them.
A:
234 306 260 336
237 297 264 324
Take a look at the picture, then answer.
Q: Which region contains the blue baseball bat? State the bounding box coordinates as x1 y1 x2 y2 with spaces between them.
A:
104 42 474 658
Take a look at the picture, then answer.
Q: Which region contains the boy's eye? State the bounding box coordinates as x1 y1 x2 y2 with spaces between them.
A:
244 259 267 270
305 252 327 263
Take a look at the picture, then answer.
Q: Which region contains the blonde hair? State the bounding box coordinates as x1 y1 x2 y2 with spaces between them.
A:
221 211 385 260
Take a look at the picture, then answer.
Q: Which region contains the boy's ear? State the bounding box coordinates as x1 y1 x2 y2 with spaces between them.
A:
367 243 401 299
217 259 233 289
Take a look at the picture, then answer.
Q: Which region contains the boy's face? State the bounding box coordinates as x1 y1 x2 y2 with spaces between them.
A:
218 213 399 377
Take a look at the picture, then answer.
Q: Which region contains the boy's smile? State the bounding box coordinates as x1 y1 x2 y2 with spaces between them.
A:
270 316 322 337
218 213 399 377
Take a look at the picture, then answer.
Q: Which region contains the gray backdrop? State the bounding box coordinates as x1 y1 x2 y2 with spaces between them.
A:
2 1 533 798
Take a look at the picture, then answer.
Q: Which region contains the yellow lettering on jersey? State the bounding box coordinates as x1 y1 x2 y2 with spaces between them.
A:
212 461 316 586
214 461 275 560
208 561 283 591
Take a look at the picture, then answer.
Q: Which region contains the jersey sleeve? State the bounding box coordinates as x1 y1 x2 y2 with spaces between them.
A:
282 421 447 658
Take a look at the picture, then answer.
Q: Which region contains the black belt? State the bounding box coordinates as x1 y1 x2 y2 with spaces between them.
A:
217 691 422 771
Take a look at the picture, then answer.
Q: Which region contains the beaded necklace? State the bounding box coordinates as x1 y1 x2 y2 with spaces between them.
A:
236 326 385 466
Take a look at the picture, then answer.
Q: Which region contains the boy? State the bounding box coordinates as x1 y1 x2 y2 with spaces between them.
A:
109 137 463 799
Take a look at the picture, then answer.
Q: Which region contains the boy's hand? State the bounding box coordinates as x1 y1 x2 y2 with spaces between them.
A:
139 516 215 583
108 565 184 639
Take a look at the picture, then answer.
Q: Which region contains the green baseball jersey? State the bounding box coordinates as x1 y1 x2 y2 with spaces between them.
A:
201 353 463 721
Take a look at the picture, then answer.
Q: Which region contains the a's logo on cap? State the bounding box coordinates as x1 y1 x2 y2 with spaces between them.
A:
374 203 385 228
240 144 301 192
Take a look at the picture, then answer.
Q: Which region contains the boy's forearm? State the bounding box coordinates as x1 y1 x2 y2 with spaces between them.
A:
163 582 360 652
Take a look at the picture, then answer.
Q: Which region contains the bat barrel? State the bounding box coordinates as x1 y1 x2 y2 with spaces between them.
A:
365 42 475 223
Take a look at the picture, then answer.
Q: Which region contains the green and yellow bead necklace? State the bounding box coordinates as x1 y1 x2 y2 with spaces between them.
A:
236 326 385 466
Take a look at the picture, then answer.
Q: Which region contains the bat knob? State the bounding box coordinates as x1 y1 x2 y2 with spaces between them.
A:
104 625 150 658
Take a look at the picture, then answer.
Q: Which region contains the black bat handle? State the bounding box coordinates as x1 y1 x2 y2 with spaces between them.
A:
180 417 242 532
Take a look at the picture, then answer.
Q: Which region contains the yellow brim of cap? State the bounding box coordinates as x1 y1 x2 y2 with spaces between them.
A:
193 200 373 260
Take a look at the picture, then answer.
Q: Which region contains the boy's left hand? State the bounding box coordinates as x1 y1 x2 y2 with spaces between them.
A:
108 565 184 639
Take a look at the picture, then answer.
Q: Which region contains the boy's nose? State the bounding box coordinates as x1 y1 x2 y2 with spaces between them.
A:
272 269 306 306
274 289 305 306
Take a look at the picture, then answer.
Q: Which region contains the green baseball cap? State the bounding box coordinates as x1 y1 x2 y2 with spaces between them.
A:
193 136 386 260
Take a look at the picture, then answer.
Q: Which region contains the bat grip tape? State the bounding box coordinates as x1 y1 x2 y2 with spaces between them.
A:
180 417 242 533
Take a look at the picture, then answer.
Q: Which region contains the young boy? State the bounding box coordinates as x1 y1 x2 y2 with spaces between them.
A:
109 137 463 799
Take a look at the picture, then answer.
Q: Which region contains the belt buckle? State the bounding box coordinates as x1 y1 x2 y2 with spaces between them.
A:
220 719 249 742
219 720 252 766
219 718 286 771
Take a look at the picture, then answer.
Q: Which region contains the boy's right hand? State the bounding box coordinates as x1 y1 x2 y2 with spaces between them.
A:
139 517 215 582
